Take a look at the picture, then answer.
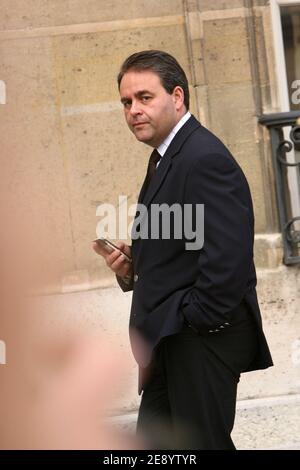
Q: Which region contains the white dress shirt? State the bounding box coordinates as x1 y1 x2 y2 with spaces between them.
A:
156 111 191 166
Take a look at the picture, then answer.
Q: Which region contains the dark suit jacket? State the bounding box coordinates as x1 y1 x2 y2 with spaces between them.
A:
117 114 273 393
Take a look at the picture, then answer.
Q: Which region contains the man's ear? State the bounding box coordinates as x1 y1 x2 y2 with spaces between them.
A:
172 86 185 111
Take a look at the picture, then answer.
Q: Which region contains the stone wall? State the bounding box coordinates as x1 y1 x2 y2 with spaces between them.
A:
0 0 287 292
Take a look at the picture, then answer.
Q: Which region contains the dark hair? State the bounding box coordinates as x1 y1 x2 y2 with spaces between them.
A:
117 50 189 110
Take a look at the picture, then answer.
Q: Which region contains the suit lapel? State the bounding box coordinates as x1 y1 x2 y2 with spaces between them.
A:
132 115 201 245
141 115 201 208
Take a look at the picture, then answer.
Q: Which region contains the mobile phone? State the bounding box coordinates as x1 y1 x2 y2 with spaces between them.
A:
93 237 132 263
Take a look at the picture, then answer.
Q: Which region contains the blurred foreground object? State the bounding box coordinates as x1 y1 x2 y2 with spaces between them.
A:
0 195 141 449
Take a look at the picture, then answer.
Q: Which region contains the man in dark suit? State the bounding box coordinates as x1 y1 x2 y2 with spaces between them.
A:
93 50 273 449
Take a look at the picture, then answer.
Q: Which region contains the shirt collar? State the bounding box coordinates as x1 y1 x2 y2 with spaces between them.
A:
157 111 191 157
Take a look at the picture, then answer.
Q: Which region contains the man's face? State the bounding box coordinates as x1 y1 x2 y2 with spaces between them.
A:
119 70 182 148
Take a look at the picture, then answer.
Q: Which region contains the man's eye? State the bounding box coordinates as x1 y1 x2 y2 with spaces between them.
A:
142 96 151 101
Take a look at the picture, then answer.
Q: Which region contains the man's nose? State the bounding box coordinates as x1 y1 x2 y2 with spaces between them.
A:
129 100 142 116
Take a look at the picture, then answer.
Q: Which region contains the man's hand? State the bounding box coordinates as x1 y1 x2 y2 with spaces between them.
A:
92 240 133 279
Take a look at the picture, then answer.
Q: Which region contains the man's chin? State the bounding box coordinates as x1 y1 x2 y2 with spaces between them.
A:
134 132 153 145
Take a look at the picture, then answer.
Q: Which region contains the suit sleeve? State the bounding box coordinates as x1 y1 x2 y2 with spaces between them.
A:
180 152 254 331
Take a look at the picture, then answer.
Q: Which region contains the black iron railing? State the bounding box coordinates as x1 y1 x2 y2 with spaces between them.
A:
259 111 300 265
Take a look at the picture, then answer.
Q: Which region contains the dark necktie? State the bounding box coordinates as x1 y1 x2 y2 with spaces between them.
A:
143 148 161 193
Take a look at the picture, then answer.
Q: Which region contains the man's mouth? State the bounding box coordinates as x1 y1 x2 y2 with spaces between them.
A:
133 122 148 128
